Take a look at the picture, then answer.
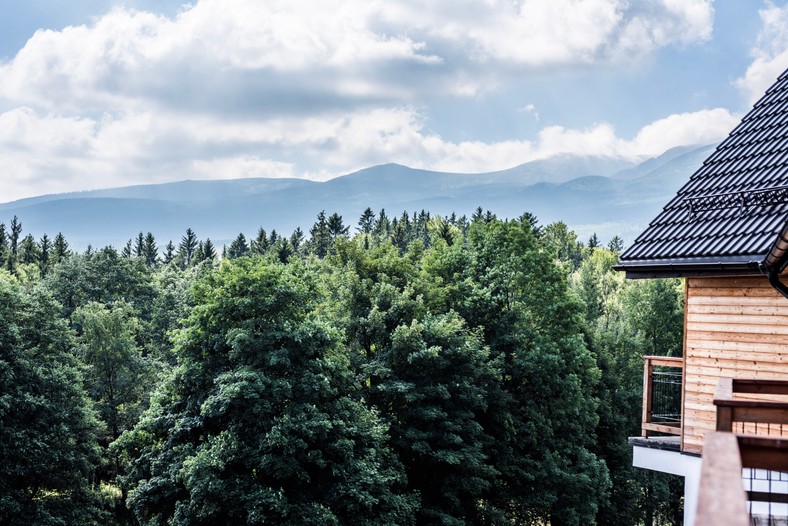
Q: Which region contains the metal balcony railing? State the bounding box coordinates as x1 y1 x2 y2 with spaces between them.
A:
641 356 683 437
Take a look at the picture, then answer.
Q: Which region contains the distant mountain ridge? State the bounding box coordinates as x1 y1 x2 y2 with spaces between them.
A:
0 144 715 250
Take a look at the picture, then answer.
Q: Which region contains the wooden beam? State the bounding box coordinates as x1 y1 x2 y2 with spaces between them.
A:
643 355 684 368
738 435 788 472
732 378 788 395
696 432 749 526
642 422 682 435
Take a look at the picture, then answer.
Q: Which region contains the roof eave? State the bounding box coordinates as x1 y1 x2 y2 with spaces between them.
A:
614 257 764 279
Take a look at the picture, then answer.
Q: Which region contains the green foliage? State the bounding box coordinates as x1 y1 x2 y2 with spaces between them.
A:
0 210 687 525
0 274 104 525
371 313 501 525
44 247 156 320
226 233 250 259
73 301 153 441
117 259 418 525
570 247 685 525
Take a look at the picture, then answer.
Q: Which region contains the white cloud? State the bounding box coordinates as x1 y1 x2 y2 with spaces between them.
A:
0 0 726 202
0 0 715 114
629 108 740 155
736 3 788 104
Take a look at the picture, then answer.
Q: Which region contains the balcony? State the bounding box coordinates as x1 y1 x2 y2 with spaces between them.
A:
641 355 683 438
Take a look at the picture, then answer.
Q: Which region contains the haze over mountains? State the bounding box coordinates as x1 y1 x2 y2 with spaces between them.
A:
0 144 714 251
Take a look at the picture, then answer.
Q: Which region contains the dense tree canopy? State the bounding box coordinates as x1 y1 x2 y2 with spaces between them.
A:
0 210 685 525
0 273 103 525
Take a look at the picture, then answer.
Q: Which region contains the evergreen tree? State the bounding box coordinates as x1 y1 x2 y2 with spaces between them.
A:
328 212 350 240
53 232 70 264
0 222 7 263
9 215 21 259
163 241 175 264
588 233 600 248
121 239 133 258
543 220 585 271
134 232 145 258
251 227 269 254
358 207 375 234
374 208 390 238
310 211 332 258
178 228 198 268
143 232 158 267
38 233 51 276
276 238 293 263
193 241 205 264
7 215 21 271
18 234 39 265
227 233 250 259
607 235 625 254
518 212 542 238
471 206 484 223
202 238 217 262
290 227 304 252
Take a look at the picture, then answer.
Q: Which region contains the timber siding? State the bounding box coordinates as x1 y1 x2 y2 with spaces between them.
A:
683 275 788 453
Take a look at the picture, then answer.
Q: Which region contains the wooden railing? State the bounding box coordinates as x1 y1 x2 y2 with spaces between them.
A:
714 378 788 434
696 432 749 526
695 378 788 526
641 356 683 437
697 433 788 526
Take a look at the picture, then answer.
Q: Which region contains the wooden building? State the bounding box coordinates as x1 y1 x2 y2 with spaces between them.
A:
617 68 788 525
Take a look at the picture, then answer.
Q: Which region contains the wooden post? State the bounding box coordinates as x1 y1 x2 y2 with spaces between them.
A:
715 378 734 432
642 357 653 437
695 432 749 526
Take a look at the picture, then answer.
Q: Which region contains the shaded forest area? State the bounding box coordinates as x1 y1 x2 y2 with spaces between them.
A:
0 208 684 525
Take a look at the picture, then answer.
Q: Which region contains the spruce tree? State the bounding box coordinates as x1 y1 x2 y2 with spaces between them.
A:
310 211 331 258
374 208 389 238
327 212 350 240
251 227 268 254
18 234 39 265
0 222 7 263
358 207 375 234
7 215 21 270
202 239 217 262
607 235 624 254
178 228 198 268
289 227 304 252
38 234 51 276
143 232 158 267
53 232 69 264
227 233 249 259
162 241 175 264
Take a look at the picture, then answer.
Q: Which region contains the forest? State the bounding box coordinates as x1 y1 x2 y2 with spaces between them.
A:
0 208 685 526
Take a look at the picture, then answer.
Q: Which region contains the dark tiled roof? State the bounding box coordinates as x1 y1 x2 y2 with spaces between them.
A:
618 68 788 277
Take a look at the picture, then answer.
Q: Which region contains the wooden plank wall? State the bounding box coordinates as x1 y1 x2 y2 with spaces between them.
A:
683 276 788 454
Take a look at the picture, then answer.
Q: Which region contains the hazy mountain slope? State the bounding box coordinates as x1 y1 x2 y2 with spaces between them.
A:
0 145 714 250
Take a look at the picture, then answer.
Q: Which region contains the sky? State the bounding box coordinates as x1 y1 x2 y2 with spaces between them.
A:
1 0 788 203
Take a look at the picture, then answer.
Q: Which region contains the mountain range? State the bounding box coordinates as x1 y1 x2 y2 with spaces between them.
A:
0 144 715 251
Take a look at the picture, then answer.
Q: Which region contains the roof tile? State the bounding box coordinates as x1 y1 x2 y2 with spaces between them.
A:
620 66 788 266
